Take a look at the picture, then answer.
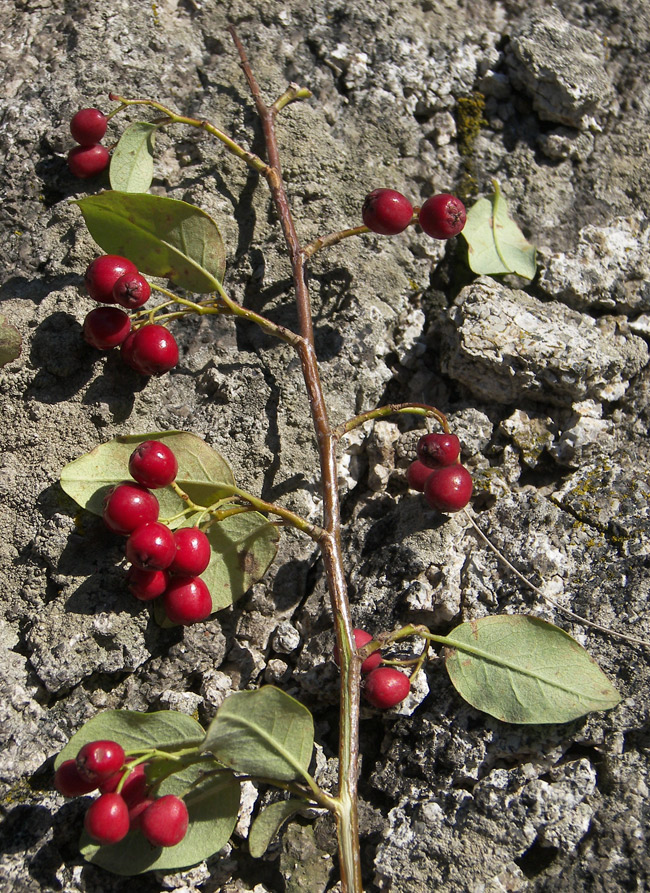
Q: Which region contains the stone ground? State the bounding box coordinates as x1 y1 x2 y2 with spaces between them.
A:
1 0 650 890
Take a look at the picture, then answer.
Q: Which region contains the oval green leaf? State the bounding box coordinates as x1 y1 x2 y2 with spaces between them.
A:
75 191 225 291
248 799 305 858
203 687 314 783
54 709 205 770
443 614 621 724
80 769 240 875
462 180 537 279
109 122 158 193
0 315 21 367
59 430 235 526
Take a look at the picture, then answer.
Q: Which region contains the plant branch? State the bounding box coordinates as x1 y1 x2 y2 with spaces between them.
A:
334 401 451 439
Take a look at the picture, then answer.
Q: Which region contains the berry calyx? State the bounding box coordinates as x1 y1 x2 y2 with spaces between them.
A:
103 482 159 536
128 440 178 489
164 576 212 625
140 795 189 847
84 793 130 845
113 272 151 310
362 188 414 235
126 522 176 571
406 459 434 493
83 307 131 350
423 464 473 513
364 667 411 709
418 193 466 239
100 763 149 807
127 566 170 601
76 740 125 783
416 433 461 469
67 144 110 179
169 527 211 576
121 325 179 376
85 255 138 304
70 108 108 145
334 628 382 674
54 760 99 797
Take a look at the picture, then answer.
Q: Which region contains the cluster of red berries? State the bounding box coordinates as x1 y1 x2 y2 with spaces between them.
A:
82 254 179 375
54 739 189 848
336 629 411 709
362 188 466 240
407 433 473 513
68 108 111 179
104 440 213 625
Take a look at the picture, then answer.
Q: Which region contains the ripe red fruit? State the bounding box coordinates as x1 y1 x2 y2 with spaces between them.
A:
85 255 138 304
362 188 414 235
416 433 461 469
127 566 170 601
100 763 148 807
76 740 125 783
126 522 176 571
164 576 212 625
128 440 178 489
418 193 466 239
169 527 211 576
406 459 434 493
128 797 155 830
334 628 382 674
113 272 151 309
83 307 131 350
84 793 130 845
67 144 110 179
103 482 159 536
423 464 473 513
140 795 189 847
364 667 411 709
121 325 179 375
70 108 108 145
54 760 99 797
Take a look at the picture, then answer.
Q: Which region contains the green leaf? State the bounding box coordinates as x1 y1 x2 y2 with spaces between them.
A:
203 687 314 783
109 122 158 193
75 191 226 292
461 180 537 279
248 799 305 858
443 615 621 724
0 315 21 367
59 430 235 527
54 709 204 770
81 768 240 875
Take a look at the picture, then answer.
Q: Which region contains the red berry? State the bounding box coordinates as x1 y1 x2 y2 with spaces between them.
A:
140 795 189 847
423 464 473 513
83 307 131 350
364 667 411 709
418 193 466 239
85 255 138 304
121 325 179 375
126 522 176 571
334 628 382 674
84 793 130 845
70 108 108 145
67 144 110 179
128 440 178 489
54 760 99 797
100 763 148 807
127 566 170 601
406 460 434 493
416 433 461 469
76 740 125 783
164 576 212 625
103 482 159 535
113 272 151 310
362 188 414 235
128 797 155 830
169 528 211 576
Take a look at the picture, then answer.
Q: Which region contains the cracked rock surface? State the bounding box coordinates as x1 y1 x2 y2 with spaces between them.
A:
1 1 650 891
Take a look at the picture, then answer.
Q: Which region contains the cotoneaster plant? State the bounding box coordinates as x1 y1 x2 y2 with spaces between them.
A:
53 28 625 893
